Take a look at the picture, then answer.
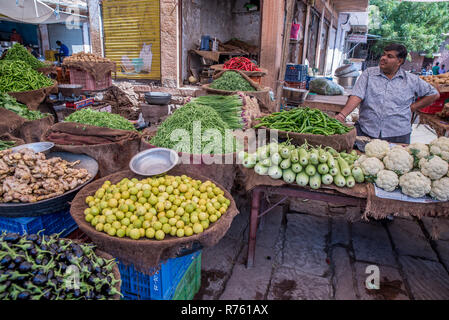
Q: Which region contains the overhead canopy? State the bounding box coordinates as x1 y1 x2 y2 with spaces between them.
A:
0 0 87 24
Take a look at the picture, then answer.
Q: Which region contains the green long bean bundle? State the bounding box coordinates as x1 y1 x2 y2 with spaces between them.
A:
150 102 235 154
65 108 136 131
3 43 46 69
0 60 54 93
190 95 244 129
254 107 353 135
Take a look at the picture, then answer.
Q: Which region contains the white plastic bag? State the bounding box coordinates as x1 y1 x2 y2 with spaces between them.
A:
139 43 153 73
121 55 134 73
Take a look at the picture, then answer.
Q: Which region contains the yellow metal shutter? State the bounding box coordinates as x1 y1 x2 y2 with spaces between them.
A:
102 0 161 80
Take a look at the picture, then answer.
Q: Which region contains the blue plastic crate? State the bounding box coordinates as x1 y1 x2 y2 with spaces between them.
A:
285 64 308 82
119 250 201 300
0 209 77 236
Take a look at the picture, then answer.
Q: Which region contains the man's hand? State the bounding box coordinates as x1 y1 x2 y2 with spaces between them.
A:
411 93 440 113
335 112 346 123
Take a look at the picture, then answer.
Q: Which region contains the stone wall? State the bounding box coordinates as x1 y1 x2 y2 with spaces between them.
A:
160 0 179 88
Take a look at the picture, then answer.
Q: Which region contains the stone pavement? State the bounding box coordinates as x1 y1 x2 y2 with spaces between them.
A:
193 196 449 300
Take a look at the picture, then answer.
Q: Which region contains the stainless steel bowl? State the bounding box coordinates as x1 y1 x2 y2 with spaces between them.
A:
337 76 358 89
282 87 309 104
11 142 55 155
129 148 179 176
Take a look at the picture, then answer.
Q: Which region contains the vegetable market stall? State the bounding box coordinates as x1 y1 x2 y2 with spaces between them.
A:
237 139 449 268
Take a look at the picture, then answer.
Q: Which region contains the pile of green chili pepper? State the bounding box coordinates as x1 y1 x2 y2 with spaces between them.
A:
0 141 15 151
0 93 48 120
0 232 121 300
254 107 353 136
0 60 54 93
64 108 136 131
3 43 46 70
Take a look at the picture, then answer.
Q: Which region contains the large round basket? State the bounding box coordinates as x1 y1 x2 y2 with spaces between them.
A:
70 168 239 274
8 79 58 110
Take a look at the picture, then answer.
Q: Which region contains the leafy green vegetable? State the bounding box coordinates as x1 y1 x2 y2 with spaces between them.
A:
150 102 236 154
64 108 136 131
209 71 255 92
0 93 48 120
0 60 54 93
190 95 244 129
3 43 46 69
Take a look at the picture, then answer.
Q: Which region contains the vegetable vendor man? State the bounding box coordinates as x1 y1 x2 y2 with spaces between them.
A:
336 43 439 144
55 40 70 63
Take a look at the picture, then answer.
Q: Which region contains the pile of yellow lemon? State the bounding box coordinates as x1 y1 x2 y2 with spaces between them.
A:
83 175 231 240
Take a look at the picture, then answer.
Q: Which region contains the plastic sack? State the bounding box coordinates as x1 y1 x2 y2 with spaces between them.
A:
290 23 301 40
309 78 344 96
121 55 134 73
139 43 153 73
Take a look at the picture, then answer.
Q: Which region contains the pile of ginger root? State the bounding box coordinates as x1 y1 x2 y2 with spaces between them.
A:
0 148 91 203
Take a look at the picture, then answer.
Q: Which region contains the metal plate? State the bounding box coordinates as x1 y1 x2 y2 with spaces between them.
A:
129 148 179 176
0 152 98 217
11 142 54 155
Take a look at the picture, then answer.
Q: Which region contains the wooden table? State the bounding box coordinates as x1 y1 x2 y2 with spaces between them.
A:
247 184 366 268
418 112 449 137
301 90 351 114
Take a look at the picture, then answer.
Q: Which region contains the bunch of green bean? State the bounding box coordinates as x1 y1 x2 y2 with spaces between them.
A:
0 141 15 151
0 60 54 93
254 107 353 135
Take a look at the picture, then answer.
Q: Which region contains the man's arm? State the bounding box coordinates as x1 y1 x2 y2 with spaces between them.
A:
413 76 440 112
335 96 362 123
410 93 440 113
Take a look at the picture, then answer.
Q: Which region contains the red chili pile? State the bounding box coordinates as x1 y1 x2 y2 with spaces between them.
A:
223 57 260 72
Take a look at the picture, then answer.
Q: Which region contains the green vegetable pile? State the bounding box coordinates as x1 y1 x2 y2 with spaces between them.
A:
190 95 244 129
64 108 136 131
0 60 54 93
0 232 121 300
3 43 46 70
150 103 236 154
240 141 362 189
0 93 48 120
0 141 15 151
254 107 353 135
209 71 255 92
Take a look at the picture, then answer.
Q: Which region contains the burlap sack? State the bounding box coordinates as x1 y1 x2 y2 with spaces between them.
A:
0 108 54 144
141 135 237 192
363 183 449 221
256 126 357 152
62 61 116 82
42 122 142 177
70 168 239 274
8 80 58 110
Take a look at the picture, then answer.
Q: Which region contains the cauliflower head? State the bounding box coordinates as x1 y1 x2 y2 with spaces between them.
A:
354 155 367 167
364 139 390 159
419 155 448 180
430 177 449 201
399 172 431 198
361 157 384 176
406 142 430 160
430 137 449 161
383 147 413 175
375 170 399 192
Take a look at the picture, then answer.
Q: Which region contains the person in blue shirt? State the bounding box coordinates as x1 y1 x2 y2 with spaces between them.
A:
55 40 69 63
